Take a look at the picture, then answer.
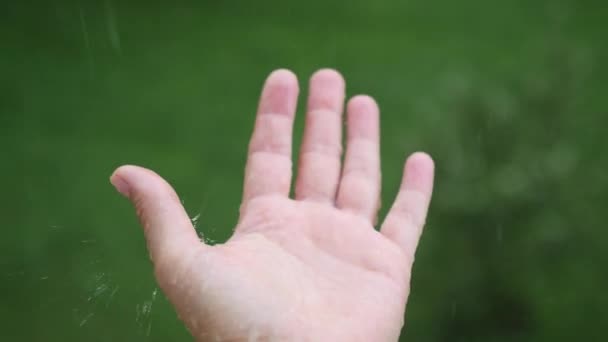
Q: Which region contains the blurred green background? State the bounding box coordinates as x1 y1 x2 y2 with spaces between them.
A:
1 0 607 341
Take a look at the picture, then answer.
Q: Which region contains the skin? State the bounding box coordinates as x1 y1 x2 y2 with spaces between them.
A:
110 69 435 341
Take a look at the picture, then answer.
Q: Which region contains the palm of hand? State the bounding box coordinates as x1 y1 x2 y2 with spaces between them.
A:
111 69 434 341
190 197 408 341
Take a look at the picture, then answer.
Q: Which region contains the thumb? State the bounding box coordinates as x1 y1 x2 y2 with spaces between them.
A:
110 165 202 275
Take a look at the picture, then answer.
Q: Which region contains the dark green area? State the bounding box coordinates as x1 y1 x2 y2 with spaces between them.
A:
1 0 606 341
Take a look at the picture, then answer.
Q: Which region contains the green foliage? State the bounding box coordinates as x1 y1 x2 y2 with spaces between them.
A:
406 45 606 342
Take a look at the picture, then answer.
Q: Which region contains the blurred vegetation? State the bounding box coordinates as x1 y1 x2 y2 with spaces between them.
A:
1 0 606 341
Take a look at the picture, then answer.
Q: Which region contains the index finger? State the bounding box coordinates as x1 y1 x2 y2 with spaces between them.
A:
242 69 299 203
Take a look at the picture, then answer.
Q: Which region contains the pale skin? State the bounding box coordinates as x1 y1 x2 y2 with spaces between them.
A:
110 69 435 341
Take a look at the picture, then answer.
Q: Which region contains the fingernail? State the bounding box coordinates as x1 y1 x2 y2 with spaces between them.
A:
110 175 130 198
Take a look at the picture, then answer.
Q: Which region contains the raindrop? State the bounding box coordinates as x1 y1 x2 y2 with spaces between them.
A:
104 0 122 54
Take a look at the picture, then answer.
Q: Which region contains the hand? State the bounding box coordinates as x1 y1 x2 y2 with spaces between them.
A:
110 69 434 341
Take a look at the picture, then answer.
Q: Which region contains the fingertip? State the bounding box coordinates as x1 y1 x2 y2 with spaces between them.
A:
308 68 346 113
110 164 147 186
347 94 378 112
347 95 379 124
344 95 379 143
266 68 299 89
110 172 130 198
406 152 434 170
110 165 143 198
310 68 345 87
111 164 137 178
110 164 176 199
259 69 299 116
403 152 435 195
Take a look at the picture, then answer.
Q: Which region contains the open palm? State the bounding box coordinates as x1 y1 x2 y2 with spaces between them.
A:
111 69 434 341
